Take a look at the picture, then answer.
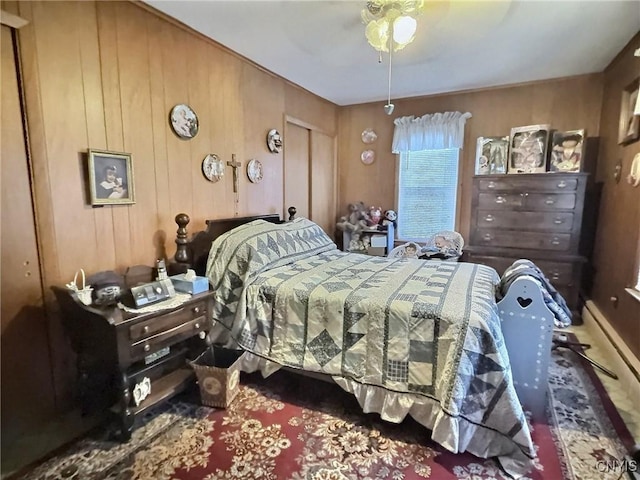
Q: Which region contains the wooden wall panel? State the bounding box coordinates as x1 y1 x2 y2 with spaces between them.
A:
591 33 640 359
240 64 285 217
9 0 338 422
337 74 604 243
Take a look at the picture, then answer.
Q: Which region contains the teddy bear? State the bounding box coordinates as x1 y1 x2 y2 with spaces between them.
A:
336 202 369 233
381 209 397 231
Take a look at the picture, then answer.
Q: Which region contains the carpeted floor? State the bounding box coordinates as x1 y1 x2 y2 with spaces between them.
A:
14 342 635 480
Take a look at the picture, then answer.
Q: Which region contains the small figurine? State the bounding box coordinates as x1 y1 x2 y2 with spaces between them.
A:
367 206 382 228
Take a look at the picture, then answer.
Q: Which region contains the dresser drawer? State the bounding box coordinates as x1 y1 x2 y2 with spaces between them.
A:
129 301 207 341
473 229 572 251
478 192 576 210
477 176 579 192
130 316 207 359
476 210 575 231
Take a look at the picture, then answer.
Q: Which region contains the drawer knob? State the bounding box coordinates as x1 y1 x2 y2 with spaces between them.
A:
545 198 555 205
520 192 529 197
144 344 151 352
550 272 560 280
557 180 567 188
199 331 206 340
551 238 560 246
553 218 563 224
495 195 506 204
195 322 200 329
484 214 494 222
143 325 149 334
483 233 493 242
193 307 200 314
487 181 496 189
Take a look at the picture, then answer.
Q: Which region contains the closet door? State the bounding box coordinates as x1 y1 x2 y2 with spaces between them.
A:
310 130 336 236
1 25 56 445
284 121 310 218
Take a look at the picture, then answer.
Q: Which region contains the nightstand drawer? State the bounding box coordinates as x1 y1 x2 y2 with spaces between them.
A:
130 316 206 359
129 301 207 341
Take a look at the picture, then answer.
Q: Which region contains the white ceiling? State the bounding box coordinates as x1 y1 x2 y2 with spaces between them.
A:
144 0 640 106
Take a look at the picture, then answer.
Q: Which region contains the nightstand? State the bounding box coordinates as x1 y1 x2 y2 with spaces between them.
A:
52 287 214 440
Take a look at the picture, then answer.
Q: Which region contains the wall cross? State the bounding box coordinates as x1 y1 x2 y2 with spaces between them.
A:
226 154 242 193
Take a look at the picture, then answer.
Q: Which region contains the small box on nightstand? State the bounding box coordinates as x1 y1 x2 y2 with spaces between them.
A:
169 274 210 294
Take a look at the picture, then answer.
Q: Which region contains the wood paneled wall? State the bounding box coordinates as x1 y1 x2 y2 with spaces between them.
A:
591 33 640 359
4 0 337 410
337 75 604 243
8 0 338 285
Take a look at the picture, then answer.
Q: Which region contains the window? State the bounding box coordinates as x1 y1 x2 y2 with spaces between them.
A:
397 149 460 241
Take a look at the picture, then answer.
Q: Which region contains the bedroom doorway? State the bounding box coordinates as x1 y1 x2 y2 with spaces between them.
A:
284 116 336 237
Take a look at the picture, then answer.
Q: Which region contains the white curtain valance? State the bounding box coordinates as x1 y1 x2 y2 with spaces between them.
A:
391 111 472 153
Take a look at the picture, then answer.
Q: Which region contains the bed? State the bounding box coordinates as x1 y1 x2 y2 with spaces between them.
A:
172 210 555 479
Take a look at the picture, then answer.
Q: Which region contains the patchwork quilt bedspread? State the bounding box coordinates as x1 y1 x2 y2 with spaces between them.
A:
205 218 535 476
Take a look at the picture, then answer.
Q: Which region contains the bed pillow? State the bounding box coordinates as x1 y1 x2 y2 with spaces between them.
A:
205 217 337 292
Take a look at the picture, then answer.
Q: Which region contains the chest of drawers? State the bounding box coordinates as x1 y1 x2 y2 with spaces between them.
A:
52 287 214 440
465 173 590 318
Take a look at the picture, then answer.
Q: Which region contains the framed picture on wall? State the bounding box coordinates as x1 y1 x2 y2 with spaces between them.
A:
475 136 509 175
550 129 586 172
88 149 135 206
508 124 550 174
618 78 640 145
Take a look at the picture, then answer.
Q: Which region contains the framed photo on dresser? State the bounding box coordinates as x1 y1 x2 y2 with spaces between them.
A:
508 124 550 174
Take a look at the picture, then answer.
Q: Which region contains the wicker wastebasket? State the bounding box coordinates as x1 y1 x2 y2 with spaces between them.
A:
189 347 244 408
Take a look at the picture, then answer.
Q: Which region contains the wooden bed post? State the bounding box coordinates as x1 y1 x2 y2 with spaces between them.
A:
171 213 191 275
287 206 297 221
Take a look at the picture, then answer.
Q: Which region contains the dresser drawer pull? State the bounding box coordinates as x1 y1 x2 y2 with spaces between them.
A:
487 181 496 189
557 180 567 188
550 271 560 280
143 325 149 334
484 214 494 222
553 218 563 224
144 344 151 352
495 195 506 204
483 233 493 242
545 198 555 205
550 238 561 246
194 322 200 330
520 192 529 197
193 306 200 314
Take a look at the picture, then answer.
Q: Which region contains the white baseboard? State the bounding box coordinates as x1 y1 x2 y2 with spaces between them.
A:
582 300 640 403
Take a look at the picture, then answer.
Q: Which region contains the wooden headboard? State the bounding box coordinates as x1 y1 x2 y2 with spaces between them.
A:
170 207 297 276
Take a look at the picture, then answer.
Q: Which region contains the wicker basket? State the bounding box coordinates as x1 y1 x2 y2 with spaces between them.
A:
189 347 244 408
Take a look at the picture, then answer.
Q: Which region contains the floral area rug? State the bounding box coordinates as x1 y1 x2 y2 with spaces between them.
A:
16 340 634 480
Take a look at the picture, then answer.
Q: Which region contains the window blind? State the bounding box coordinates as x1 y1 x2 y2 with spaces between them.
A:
397 149 459 241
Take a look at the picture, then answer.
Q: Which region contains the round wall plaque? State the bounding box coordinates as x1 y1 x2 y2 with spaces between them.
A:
169 104 199 139
361 128 377 144
202 154 224 182
361 149 375 165
247 158 264 183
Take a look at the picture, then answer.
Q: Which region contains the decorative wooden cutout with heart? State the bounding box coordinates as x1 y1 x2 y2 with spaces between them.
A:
517 296 533 308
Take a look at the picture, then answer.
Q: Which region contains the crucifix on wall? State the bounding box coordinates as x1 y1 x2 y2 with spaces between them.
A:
227 154 242 193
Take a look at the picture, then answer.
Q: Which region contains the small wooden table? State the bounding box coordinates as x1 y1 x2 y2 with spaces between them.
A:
52 287 214 440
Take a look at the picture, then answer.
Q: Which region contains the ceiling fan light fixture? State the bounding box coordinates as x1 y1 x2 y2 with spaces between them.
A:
393 15 417 46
